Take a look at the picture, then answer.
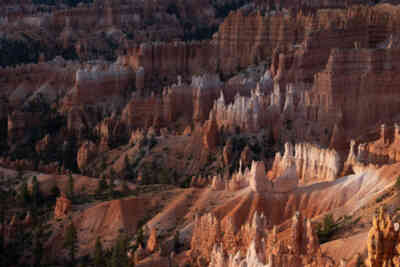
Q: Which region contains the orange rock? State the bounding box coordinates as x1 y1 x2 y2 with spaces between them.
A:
77 140 98 171
147 228 158 254
203 112 219 151
54 194 72 220
365 207 400 267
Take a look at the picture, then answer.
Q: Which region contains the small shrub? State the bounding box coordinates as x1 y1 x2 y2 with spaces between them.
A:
316 213 340 244
395 176 400 190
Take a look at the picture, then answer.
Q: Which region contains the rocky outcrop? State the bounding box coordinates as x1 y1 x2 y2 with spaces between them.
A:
365 208 400 267
0 57 77 102
123 41 218 86
208 212 333 267
211 175 225 191
129 129 145 146
95 116 127 151
203 113 220 151
223 140 233 166
7 110 41 144
121 94 163 130
269 143 341 185
342 123 400 175
193 74 222 122
54 193 71 220
191 213 222 261
240 146 254 168
227 161 271 192
62 61 133 109
77 141 98 171
227 160 300 193
211 88 269 133
146 228 158 254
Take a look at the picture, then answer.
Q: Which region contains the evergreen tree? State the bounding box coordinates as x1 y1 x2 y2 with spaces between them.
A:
173 230 180 253
50 184 60 199
32 176 41 206
67 174 74 200
108 176 116 199
110 168 117 180
94 237 105 267
19 180 30 204
121 179 129 195
135 227 145 248
64 221 78 267
100 157 107 172
63 134 79 172
110 233 131 267
124 156 130 170
96 176 108 195
0 190 6 266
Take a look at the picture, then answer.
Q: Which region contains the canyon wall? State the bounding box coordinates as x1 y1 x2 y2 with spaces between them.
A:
122 41 218 86
62 61 133 109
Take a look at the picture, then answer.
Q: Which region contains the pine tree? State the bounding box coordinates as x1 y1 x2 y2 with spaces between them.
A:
64 221 78 267
94 237 105 267
0 190 6 266
67 174 74 200
108 175 116 199
32 176 41 207
173 230 180 253
110 233 131 267
100 157 107 172
110 168 117 180
122 179 129 195
96 177 108 196
124 156 130 170
19 180 30 204
50 184 60 199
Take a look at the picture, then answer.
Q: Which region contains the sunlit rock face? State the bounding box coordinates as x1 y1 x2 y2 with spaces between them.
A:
269 142 341 185
365 208 400 267
208 212 334 267
54 194 72 220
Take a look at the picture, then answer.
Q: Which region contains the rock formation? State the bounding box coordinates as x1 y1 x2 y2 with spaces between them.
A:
208 212 333 267
269 143 341 185
192 74 222 122
62 61 133 109
227 161 272 192
123 41 218 86
203 112 220 151
77 141 98 171
211 88 268 133
54 193 72 219
365 208 400 267
146 228 158 254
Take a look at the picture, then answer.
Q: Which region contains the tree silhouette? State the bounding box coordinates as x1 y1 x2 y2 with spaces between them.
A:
64 221 78 267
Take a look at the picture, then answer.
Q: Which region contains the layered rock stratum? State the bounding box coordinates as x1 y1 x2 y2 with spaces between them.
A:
4 1 400 267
